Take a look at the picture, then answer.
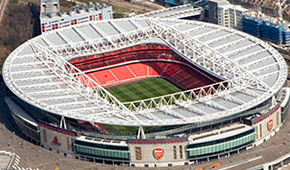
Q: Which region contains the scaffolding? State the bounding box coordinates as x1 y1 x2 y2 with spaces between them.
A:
242 15 263 37
262 20 283 44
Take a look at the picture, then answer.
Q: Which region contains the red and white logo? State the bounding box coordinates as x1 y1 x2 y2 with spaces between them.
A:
268 119 273 131
153 148 164 160
52 136 61 146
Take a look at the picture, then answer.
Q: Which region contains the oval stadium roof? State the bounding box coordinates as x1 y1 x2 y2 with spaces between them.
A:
2 18 288 126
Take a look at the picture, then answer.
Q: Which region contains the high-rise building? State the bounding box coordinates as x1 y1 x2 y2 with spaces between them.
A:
229 5 248 30
40 0 112 33
209 0 247 30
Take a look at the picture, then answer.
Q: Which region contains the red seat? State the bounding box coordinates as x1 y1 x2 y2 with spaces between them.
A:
92 70 117 85
111 66 135 80
108 57 125 65
162 63 182 78
128 63 148 77
149 62 168 75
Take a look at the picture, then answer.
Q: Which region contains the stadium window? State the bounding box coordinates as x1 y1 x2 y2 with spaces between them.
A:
42 129 47 143
259 124 262 138
67 137 70 151
179 145 183 159
255 127 258 139
135 147 142 160
173 146 177 159
71 138 74 152
277 112 279 126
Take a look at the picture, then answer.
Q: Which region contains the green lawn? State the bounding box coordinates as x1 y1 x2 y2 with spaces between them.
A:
106 78 181 103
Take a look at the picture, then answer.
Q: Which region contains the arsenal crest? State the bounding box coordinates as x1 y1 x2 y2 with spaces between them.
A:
153 148 164 160
268 119 273 131
52 136 61 146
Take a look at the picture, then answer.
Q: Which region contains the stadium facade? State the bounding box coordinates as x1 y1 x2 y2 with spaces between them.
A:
2 18 290 167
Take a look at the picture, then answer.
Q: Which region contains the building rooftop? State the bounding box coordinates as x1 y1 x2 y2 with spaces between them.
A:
40 1 110 20
40 0 59 18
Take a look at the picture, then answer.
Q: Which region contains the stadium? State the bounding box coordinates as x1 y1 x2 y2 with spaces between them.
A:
2 17 290 167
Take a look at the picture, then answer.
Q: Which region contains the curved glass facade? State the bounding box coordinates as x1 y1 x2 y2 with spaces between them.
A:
187 129 255 158
74 140 130 161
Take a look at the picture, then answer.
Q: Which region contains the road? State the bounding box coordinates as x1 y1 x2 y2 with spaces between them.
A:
0 0 8 24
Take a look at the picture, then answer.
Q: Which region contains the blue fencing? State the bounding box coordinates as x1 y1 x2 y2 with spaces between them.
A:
242 15 262 37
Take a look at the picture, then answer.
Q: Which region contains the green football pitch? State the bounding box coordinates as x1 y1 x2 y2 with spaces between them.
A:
106 78 182 102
